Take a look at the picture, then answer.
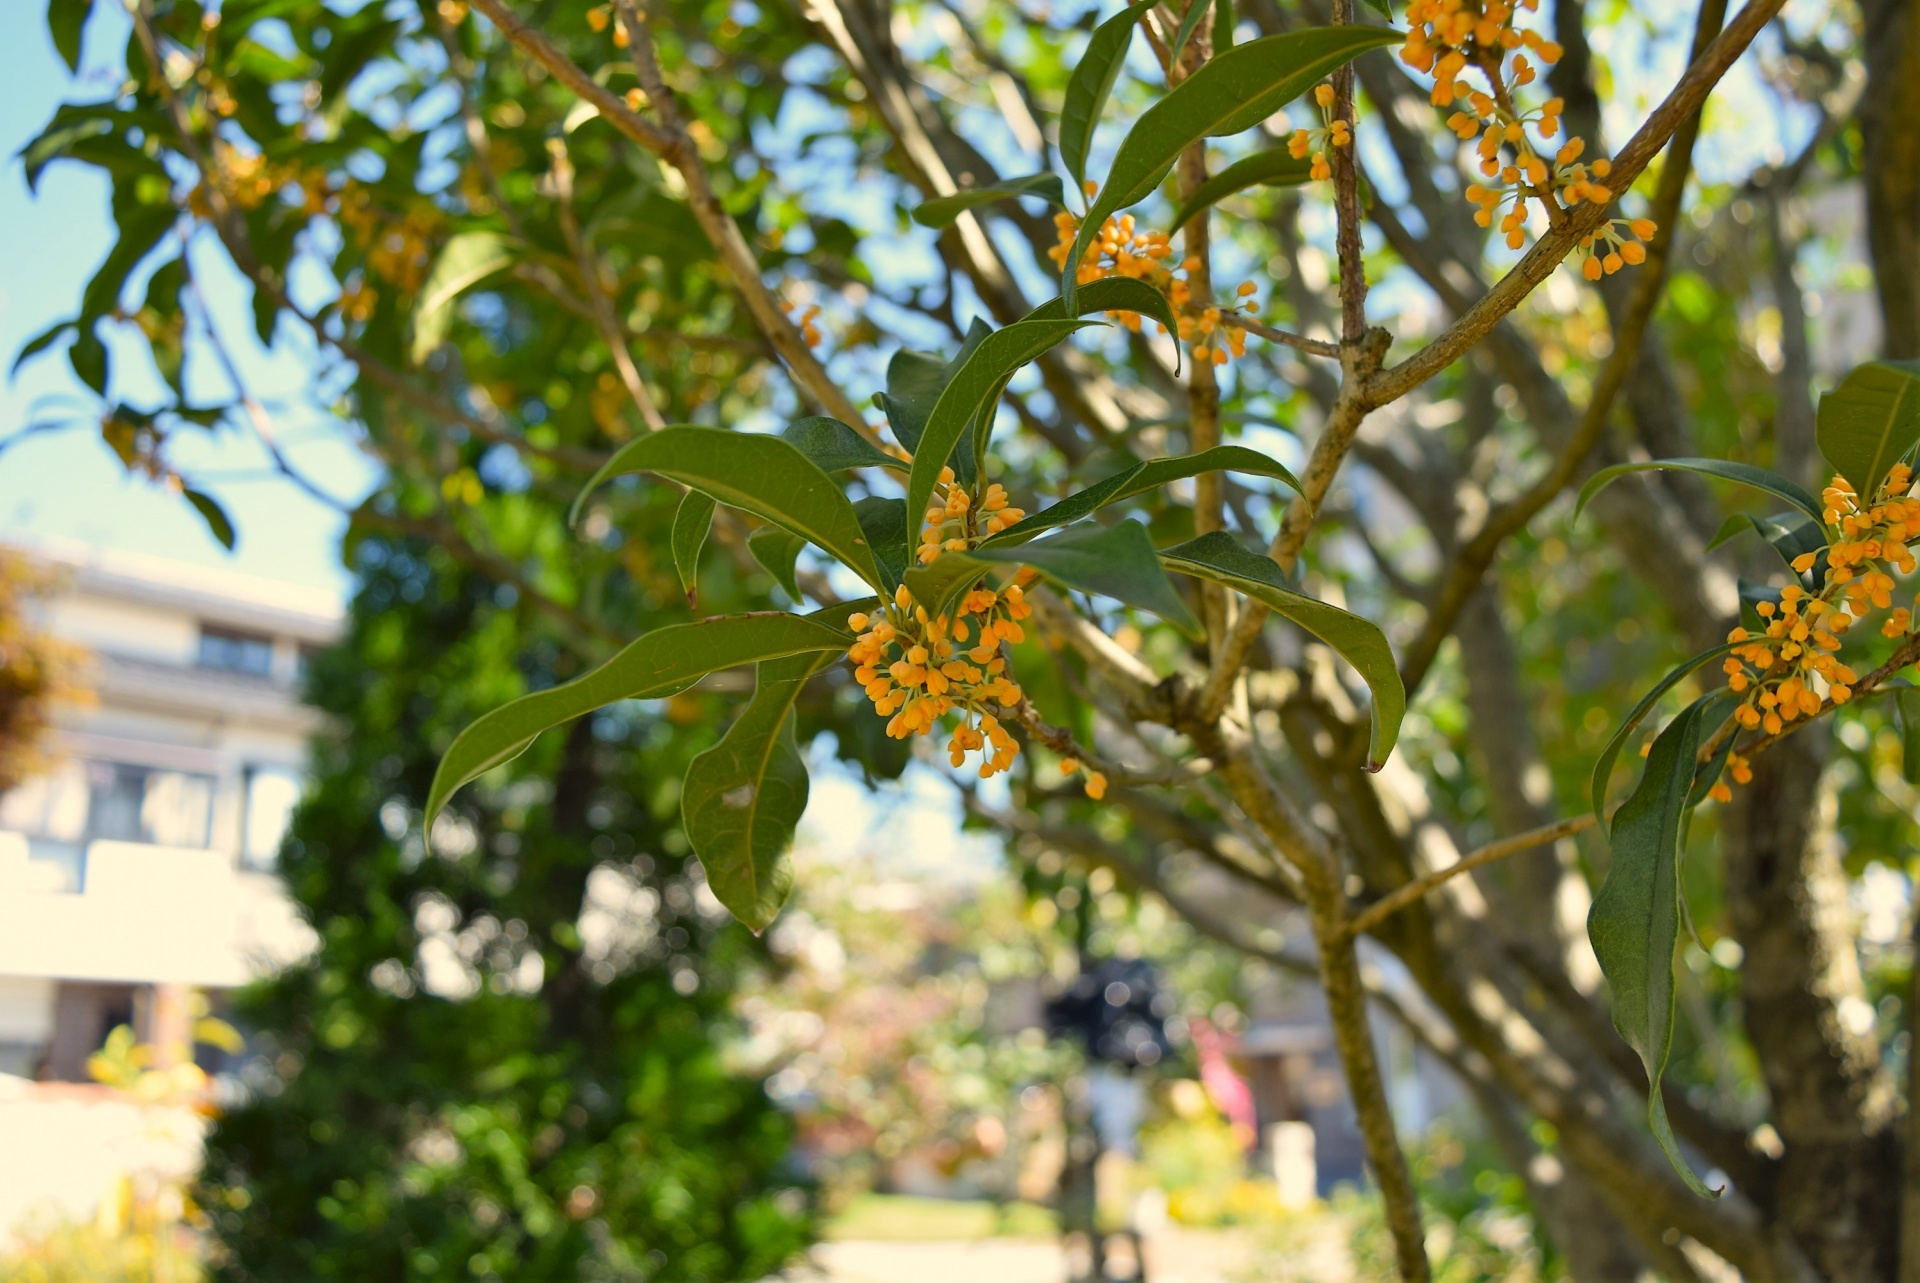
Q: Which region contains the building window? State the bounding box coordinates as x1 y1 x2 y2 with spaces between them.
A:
241 766 303 869
197 625 275 677
85 761 215 848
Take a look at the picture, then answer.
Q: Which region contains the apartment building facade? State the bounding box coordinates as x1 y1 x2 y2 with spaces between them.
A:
0 541 337 1081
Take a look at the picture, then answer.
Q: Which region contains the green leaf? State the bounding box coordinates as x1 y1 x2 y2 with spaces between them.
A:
781 416 904 473
1169 150 1314 230
12 320 77 375
749 525 806 601
572 426 887 590
1705 510 1826 585
670 489 715 606
1363 0 1393 18
1576 458 1824 526
911 174 1067 228
905 319 1098 548
985 445 1300 546
1059 1 1157 191
412 230 514 362
425 612 853 835
874 318 992 455
1589 642 1739 825
48 0 94 72
1160 531 1404 768
911 519 1202 635
1169 0 1212 64
1023 276 1182 357
1898 688 1920 785
1587 694 1723 1199
1213 0 1236 52
853 497 909 592
1063 25 1400 301
183 488 236 551
1815 359 1920 500
683 650 836 932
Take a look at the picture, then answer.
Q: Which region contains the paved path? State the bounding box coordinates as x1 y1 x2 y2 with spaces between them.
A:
779 1227 1279 1283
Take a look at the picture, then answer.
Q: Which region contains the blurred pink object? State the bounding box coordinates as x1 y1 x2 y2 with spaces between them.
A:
1189 1018 1256 1146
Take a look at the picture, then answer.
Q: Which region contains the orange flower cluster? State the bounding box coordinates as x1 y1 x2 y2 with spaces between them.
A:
783 299 824 347
846 582 1033 777
1048 188 1259 365
1714 466 1920 796
1403 0 1655 273
1287 84 1352 182
1057 757 1110 800
917 468 1026 565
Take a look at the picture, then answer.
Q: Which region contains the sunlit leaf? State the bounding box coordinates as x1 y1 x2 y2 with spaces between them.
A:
1576 458 1823 525
1169 150 1314 230
412 230 515 363
911 174 1067 228
909 518 1201 635
1589 642 1739 825
683 650 837 932
424 612 855 834
1815 359 1920 500
572 426 887 589
905 320 1099 550
1160 531 1403 768
985 444 1300 547
1062 25 1399 301
1587 693 1723 1199
1058 0 1157 191
781 415 904 473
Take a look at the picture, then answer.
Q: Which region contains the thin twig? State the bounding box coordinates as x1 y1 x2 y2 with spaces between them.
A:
1219 312 1340 359
1345 814 1596 938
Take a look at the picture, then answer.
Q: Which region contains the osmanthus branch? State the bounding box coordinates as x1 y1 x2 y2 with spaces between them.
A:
1196 0 1776 723
1395 0 1731 697
1219 312 1340 359
1363 0 1784 406
464 0 876 441
1345 813 1597 938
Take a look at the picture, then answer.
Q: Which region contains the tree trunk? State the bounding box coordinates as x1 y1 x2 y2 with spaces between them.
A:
1861 0 1920 358
1721 729 1901 1279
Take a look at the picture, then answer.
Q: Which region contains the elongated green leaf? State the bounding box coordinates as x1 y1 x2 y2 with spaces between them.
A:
1170 0 1212 64
684 650 837 932
1363 0 1392 18
1587 694 1723 1199
1063 25 1400 301
854 497 909 592
572 426 886 589
911 174 1067 228
1589 642 1740 825
183 488 236 551
1816 359 1920 501
1023 276 1182 349
985 445 1300 547
1214 0 1236 51
412 230 514 362
1706 510 1826 587
425 612 853 835
910 519 1201 635
671 490 716 606
874 318 992 455
1576 458 1824 526
749 525 806 600
12 320 77 375
1059 1 1157 190
1899 687 1920 785
48 0 94 73
1169 150 1314 230
781 416 904 473
1160 531 1403 767
905 320 1098 547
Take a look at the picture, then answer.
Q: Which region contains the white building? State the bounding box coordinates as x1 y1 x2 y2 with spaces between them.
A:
0 540 337 1082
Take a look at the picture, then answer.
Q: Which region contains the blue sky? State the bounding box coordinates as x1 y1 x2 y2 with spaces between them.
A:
0 2 375 602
